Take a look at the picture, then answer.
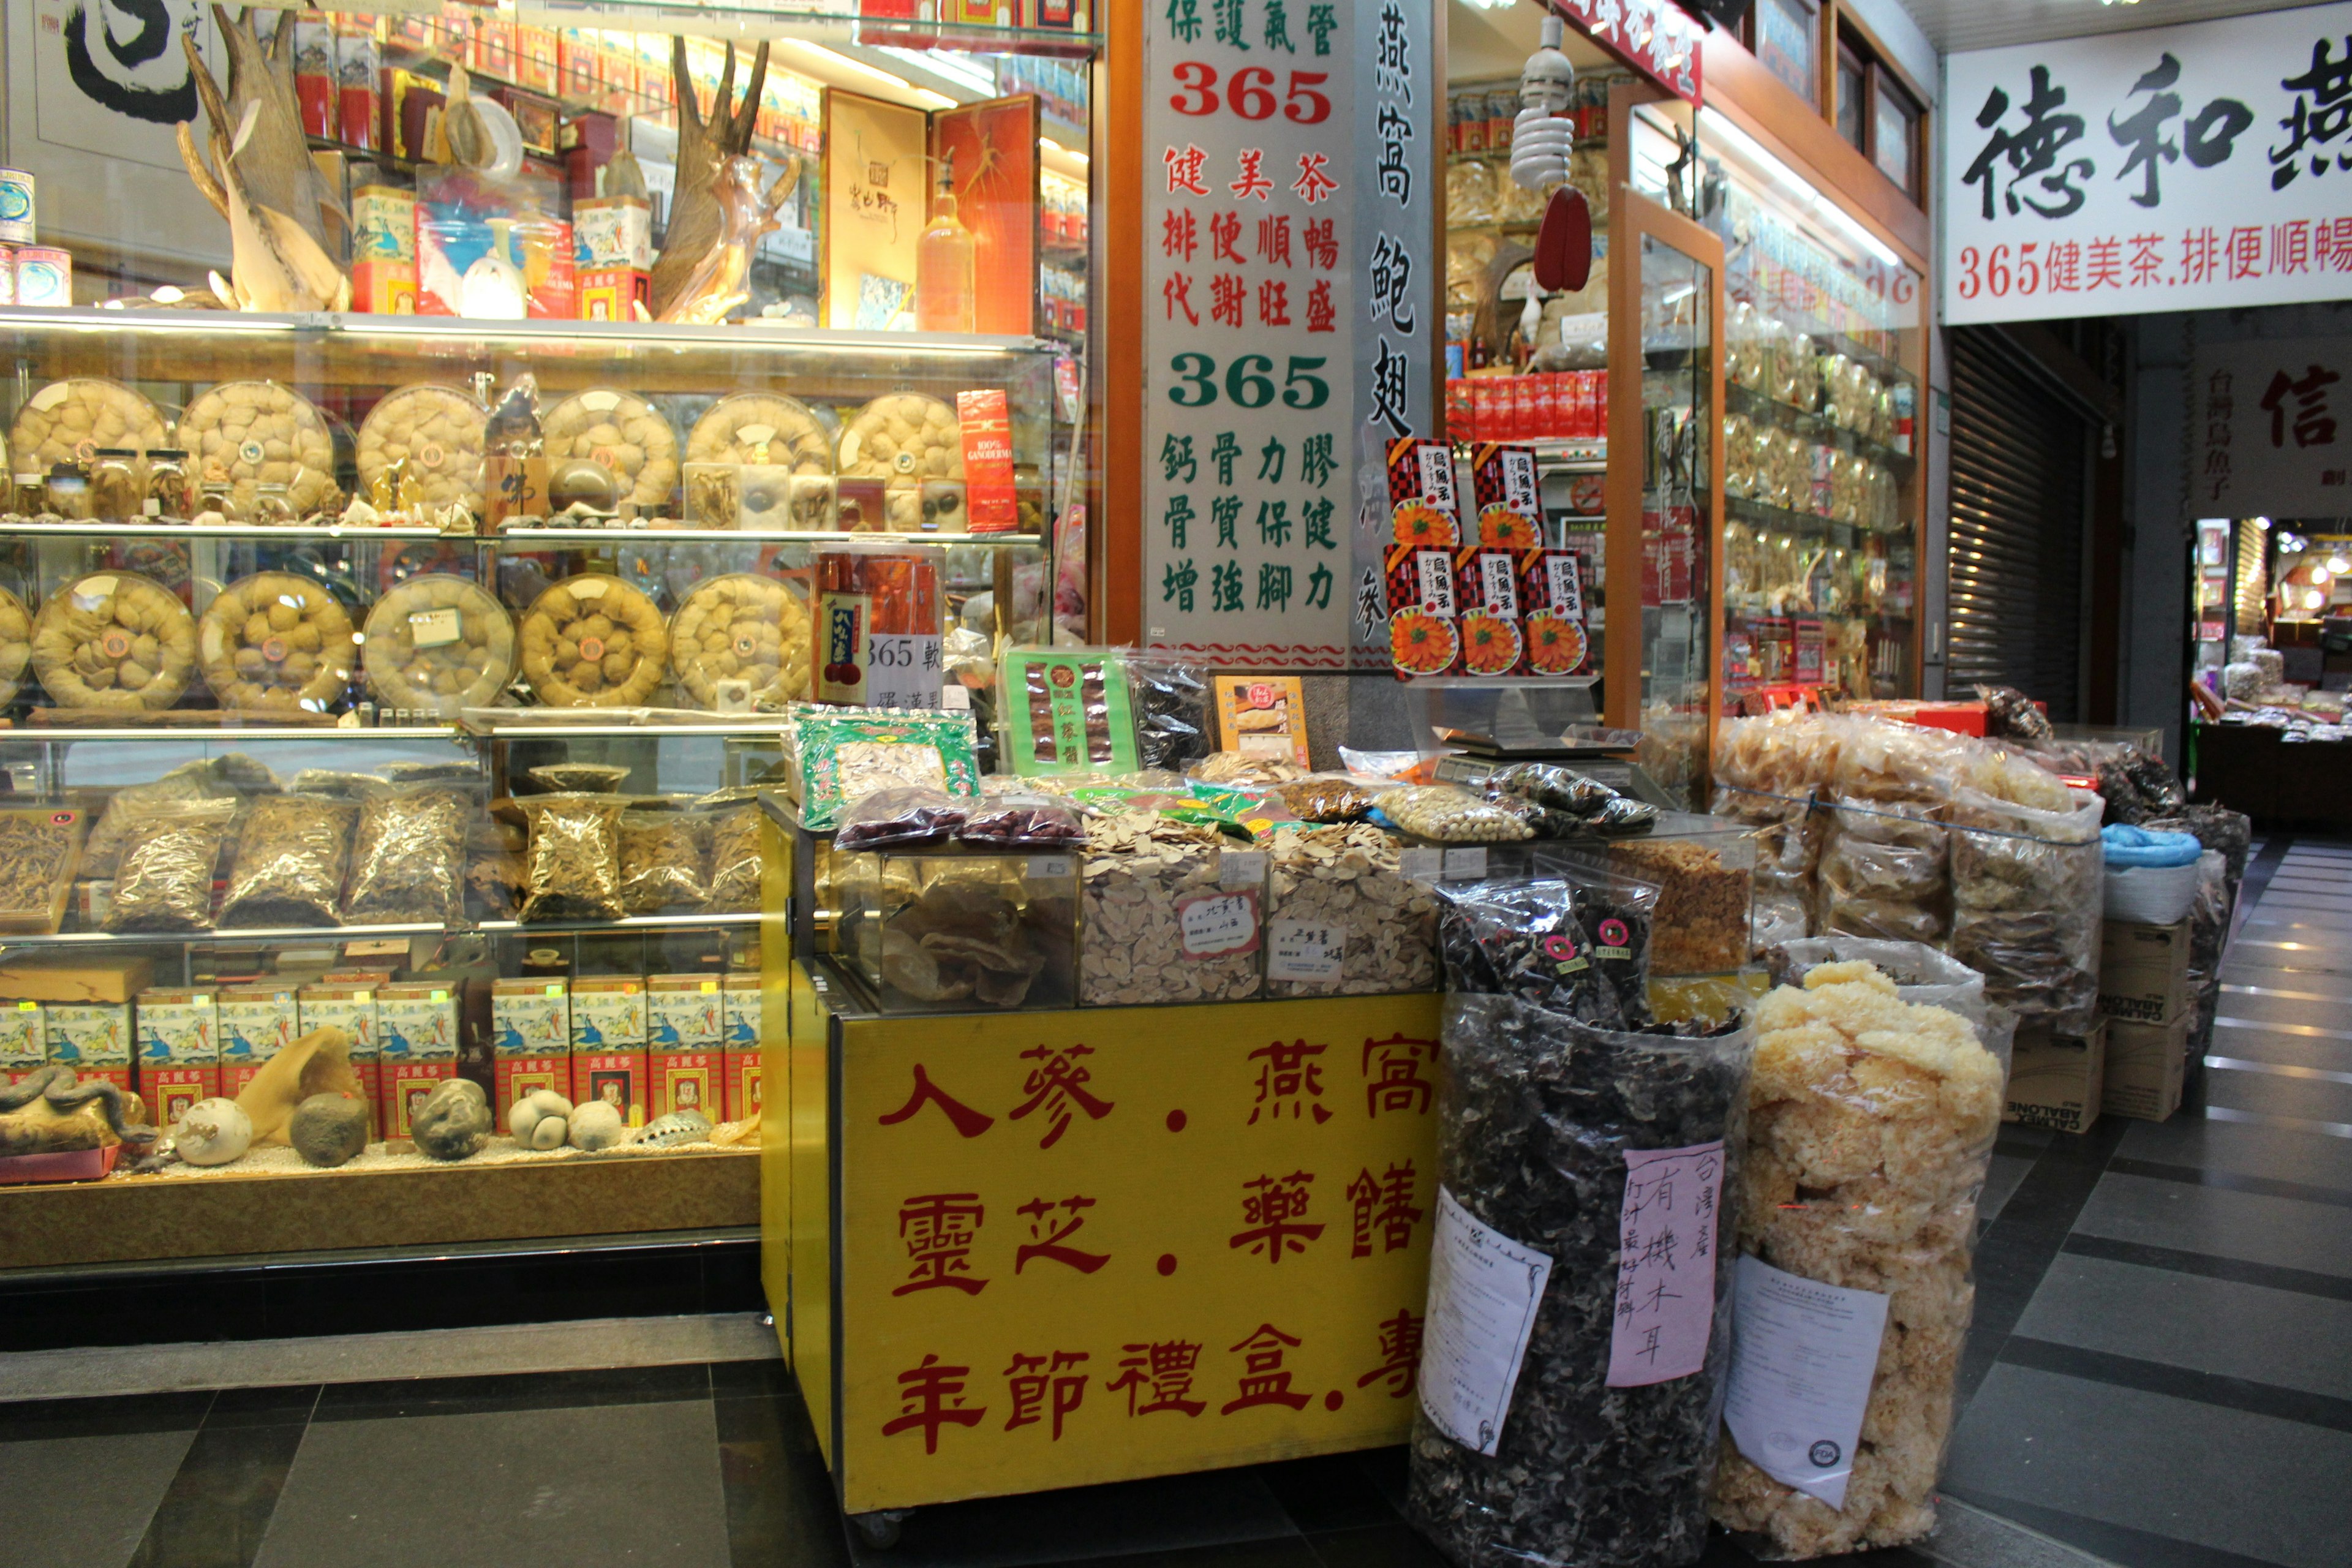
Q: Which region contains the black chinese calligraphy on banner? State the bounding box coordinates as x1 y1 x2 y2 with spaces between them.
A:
1143 0 1434 670
2190 334 2352 518
1946 2 2352 323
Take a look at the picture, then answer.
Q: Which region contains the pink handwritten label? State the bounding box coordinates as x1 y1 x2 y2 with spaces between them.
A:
1605 1139 1724 1388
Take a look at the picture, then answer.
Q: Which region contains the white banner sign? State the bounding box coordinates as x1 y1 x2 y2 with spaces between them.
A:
2189 334 2352 518
1946 2 2352 323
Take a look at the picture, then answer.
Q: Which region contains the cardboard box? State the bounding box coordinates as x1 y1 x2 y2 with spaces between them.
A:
722 974 761 1123
2103 1014 2188 1123
137 988 217 1066
648 975 722 1121
0 999 44 1084
578 265 647 322
574 197 652 270
571 977 646 1125
219 984 300 1099
2100 919 2192 1026
47 1001 132 1096
1213 675 1311 766
301 983 379 1136
493 977 569 1115
382 1057 456 1140
2004 1020 2107 1134
143 1063 221 1128
0 954 155 1005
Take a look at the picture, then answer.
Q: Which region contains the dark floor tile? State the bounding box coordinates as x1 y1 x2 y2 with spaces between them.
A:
0 1428 198 1568
1303 1522 1450 1568
201 1387 320 1430
2063 1232 2352 1302
2002 1336 2352 1434
1957 1117 2132 1406
1694 1532 1936 1567
2106 1156 2352 1210
1942 1489 2303 1568
711 1357 794 1403
2073 1170 2352 1279
2118 1113 2352 1191
1347 1445 1411 1513
714 1378 850 1568
253 1400 731 1567
1256 1450 1404 1534
0 1389 213 1441
2018 1253 2352 1398
129 1419 307 1568
2213 987 2352 1031
311 1360 711 1421
845 1468 1299 1568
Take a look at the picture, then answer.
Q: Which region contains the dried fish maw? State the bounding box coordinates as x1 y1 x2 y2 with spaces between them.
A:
973 967 1036 1008
882 927 971 1002
234 1026 359 1145
920 930 1043 978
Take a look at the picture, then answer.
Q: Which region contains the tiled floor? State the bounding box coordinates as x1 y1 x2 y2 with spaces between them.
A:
7 840 2352 1568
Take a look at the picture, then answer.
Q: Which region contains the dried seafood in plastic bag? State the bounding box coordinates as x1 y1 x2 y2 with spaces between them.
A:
1408 995 1752 1568
1975 683 2052 742
1189 750 1304 787
1437 873 1657 1028
106 797 237 932
618 809 709 913
220 794 358 927
1818 799 1948 946
518 794 627 922
341 785 473 926
526 764 632 794
1264 824 1436 997
83 760 225 879
1710 962 2001 1558
1132 654 1212 772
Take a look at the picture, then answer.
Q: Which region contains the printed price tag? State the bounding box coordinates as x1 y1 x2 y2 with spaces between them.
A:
1026 856 1074 879
1178 889 1260 959
1267 918 1344 981
1442 847 1488 880
865 634 943 710
1219 850 1267 888
1398 848 1444 883
408 608 462 647
1417 1188 1554 1457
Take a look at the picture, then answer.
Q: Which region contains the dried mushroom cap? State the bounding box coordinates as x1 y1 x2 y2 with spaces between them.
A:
837 393 965 483
31 571 196 712
355 383 488 511
0 585 32 709
9 378 170 473
361 575 516 717
178 382 338 516
198 571 356 714
543 389 680 511
669 573 810 709
518 573 668 707
684 393 833 475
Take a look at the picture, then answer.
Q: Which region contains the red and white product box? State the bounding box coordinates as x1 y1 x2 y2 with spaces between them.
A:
648 974 723 1121
137 989 219 1129
377 981 459 1139
722 974 762 1124
1453 547 1531 677
47 1003 132 1096
300 982 379 1137
334 16 379 151
1469 443 1542 546
1384 542 1463 679
492 978 570 1117
0 999 43 1088
293 15 336 138
570 977 647 1126
956 389 1019 534
219 986 299 1099
1518 549 1591 676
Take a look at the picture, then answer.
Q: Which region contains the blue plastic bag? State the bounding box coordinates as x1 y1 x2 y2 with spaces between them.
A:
2101 822 2204 868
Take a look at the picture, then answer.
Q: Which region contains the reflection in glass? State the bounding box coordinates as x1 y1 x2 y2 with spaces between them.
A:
1636 233 1713 810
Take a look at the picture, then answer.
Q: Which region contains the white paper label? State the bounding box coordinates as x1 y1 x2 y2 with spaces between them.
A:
1724 1256 1890 1511
1417 1187 1553 1457
941 682 973 711
1413 551 1457 617
1218 850 1266 889
1545 555 1585 619
408 608 462 647
1606 1140 1725 1387
1027 856 1074 880
1267 918 1344 981
1442 847 1488 881
1415 442 1457 513
1476 553 1520 617
1178 891 1258 957
1398 848 1444 884
866 633 942 710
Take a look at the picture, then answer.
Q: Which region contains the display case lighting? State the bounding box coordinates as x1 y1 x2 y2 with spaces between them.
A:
1698 107 1904 270
2 307 290 334
878 44 998 97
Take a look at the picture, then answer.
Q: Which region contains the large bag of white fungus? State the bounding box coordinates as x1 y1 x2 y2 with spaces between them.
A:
1708 960 2003 1558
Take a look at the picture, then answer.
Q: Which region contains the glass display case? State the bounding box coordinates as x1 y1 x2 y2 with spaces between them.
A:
0 0 1099 1258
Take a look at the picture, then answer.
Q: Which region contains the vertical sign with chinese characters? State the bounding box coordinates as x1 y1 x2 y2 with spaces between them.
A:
1947 2 2352 323
2190 334 2352 517
1143 0 1434 670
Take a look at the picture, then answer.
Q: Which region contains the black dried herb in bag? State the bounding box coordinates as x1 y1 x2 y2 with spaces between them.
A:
1438 872 1659 1030
1408 993 1754 1568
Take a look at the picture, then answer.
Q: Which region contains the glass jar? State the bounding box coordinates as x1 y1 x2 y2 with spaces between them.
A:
89 448 141 521
195 480 233 521
143 448 190 521
10 472 42 516
251 482 295 527
45 463 91 521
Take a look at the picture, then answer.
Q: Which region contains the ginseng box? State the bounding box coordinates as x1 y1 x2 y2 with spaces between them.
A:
301 983 380 1137
379 981 459 1139
47 1001 132 1096
218 984 298 1099
493 977 570 1115
571 977 647 1126
722 973 762 1123
0 999 43 1085
137 988 219 1128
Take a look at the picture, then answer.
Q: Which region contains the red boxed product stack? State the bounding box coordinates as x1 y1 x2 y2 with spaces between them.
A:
1446 371 1608 442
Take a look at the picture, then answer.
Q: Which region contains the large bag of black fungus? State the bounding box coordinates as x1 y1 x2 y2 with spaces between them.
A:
1406 990 1754 1568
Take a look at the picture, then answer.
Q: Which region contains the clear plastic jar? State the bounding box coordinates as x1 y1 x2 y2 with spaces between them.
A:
89 448 141 521
45 463 91 520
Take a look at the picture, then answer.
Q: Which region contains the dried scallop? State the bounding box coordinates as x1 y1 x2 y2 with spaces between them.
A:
9 378 170 475
179 381 339 516
31 571 195 712
668 573 810 709
198 571 356 714
362 575 516 717
684 393 832 474
518 573 668 707
543 388 679 512
356 383 487 512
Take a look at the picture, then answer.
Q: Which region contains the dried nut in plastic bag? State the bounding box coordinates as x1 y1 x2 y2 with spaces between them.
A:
220 794 359 927
32 571 197 712
341 785 473 925
1488 761 1621 816
106 797 238 932
198 571 356 714
517 794 627 922
618 809 710 913
518 573 668 707
361 576 516 717
1380 785 1534 843
959 796 1082 848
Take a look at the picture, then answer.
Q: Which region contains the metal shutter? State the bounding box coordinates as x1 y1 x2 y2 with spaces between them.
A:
1945 327 2091 720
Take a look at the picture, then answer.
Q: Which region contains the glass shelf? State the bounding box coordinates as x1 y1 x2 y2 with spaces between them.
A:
0 911 760 951
1724 383 1915 475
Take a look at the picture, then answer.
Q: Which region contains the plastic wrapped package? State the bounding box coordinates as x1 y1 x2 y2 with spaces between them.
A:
1381 785 1535 843
1275 775 1381 823
1479 786 1588 839
1817 800 1948 946
617 809 710 913
2141 805 2253 895
1767 936 2013 1075
1828 717 1966 809
1710 962 2002 1558
1947 785 2104 1033
852 855 1074 1010
1078 810 1259 1006
960 795 1084 849
1974 684 2053 742
704 797 764 914
1437 872 1659 1029
1611 836 1755 976
341 784 474 925
1189 750 1306 787
1264 824 1437 997
516 794 627 922
834 788 968 850
219 794 358 927
105 796 238 932
83 760 229 878
1487 761 1623 816
1131 653 1213 772
1407 993 1752 1568
525 764 631 794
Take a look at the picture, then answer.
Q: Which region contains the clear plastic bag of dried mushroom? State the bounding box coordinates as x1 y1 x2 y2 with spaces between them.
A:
1263 824 1436 997
517 794 628 922
1077 809 1261 1005
340 783 478 926
618 807 710 914
219 793 358 927
106 796 239 932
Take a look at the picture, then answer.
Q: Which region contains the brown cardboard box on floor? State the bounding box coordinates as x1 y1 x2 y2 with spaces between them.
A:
2005 1020 2107 1134
2099 919 2191 1026
2103 1014 2188 1123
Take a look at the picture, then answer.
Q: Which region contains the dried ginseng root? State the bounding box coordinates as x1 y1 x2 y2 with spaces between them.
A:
106 797 238 932
220 794 359 927
341 785 473 926
518 794 628 922
618 809 710 914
